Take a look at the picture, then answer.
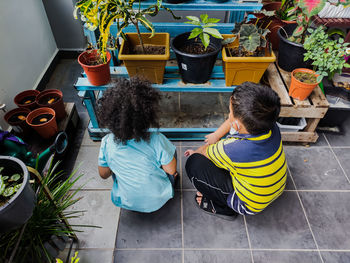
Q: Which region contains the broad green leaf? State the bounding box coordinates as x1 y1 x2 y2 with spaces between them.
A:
207 18 221 23
0 176 4 195
186 16 200 22
344 63 350 68
3 186 15 197
203 28 223 39
203 23 218 28
222 36 237 45
199 32 210 50
200 14 209 24
316 75 323 82
11 174 21 181
188 28 203 39
14 184 22 192
184 21 201 26
2 176 8 181
0 167 3 173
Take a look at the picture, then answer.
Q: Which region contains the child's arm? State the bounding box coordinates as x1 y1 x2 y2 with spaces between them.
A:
161 157 177 175
205 118 231 145
98 166 112 179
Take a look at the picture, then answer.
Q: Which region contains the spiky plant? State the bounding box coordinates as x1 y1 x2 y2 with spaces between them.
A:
0 161 93 262
74 0 179 63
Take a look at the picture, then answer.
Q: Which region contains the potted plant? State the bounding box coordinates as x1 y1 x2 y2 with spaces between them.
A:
4 107 31 134
36 89 66 121
26 107 58 139
0 156 36 232
289 68 320 100
222 19 276 86
0 160 89 262
277 0 326 71
14 89 40 110
75 0 179 84
171 14 223 84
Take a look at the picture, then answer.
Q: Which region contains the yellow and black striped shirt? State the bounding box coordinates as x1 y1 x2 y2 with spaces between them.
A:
207 124 287 215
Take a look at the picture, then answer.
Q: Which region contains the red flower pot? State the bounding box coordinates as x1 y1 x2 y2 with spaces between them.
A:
36 89 65 121
26 107 58 139
14 90 40 110
78 50 111 86
289 68 320 100
4 108 31 134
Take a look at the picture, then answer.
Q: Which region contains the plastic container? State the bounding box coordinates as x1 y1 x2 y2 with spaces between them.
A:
78 50 111 86
171 32 222 84
4 107 31 134
277 24 310 72
14 90 40 110
26 107 58 139
289 68 320 100
36 89 66 120
277 117 307 132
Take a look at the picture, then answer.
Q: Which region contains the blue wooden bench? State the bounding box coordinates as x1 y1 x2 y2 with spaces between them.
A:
75 1 262 140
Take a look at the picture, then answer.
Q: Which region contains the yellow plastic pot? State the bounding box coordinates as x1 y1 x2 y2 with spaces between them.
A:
118 33 170 84
222 34 276 86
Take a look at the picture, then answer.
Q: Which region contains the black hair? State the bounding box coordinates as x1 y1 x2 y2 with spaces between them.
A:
96 77 160 144
231 82 281 135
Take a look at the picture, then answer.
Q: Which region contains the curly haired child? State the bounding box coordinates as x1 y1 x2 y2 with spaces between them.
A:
184 82 286 220
97 77 177 213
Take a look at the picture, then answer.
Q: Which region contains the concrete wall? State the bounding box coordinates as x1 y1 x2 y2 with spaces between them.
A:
0 0 58 129
42 0 86 50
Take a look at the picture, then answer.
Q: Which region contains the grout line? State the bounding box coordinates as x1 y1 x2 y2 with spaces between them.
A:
284 189 350 192
287 167 325 263
71 188 112 191
180 142 185 263
113 247 350 252
323 135 350 184
243 215 254 263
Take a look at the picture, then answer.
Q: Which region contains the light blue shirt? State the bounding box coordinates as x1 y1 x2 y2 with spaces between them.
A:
98 132 176 213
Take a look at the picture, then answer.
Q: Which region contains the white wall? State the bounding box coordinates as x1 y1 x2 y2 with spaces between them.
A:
0 0 58 129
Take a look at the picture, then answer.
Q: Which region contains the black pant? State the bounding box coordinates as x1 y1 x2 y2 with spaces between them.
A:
185 153 236 215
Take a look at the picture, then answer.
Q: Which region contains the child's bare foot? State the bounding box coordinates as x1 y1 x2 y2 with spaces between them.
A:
196 191 203 205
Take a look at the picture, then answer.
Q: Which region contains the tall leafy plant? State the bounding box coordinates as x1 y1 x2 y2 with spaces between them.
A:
74 0 179 62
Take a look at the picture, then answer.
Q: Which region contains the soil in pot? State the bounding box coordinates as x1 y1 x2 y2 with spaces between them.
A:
0 167 23 208
225 46 266 57
179 44 215 55
38 95 60 106
19 96 36 106
294 72 317 84
126 44 165 55
31 114 54 125
7 112 28 123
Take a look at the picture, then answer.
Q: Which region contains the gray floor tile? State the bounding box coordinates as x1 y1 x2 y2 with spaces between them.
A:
321 251 350 263
182 192 249 249
313 133 328 147
285 147 350 190
81 129 101 146
73 145 113 190
246 192 316 249
181 141 206 147
181 147 196 189
67 191 120 249
116 194 182 248
114 250 182 263
58 249 114 263
184 250 252 263
299 192 350 249
253 251 322 263
325 116 350 147
333 148 350 181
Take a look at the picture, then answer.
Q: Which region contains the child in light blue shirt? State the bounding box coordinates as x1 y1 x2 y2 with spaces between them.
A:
97 77 177 213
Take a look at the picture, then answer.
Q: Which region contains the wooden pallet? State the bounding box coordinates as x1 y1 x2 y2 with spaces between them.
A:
266 63 329 143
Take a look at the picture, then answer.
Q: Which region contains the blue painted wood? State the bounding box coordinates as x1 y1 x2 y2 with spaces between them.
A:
76 77 235 92
229 10 246 22
83 91 99 128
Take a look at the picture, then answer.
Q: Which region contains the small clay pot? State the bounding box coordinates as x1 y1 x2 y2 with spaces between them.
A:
289 68 320 100
14 90 40 110
36 89 65 120
4 108 31 134
26 107 58 139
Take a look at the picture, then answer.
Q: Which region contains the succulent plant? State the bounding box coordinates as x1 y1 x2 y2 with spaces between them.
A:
0 168 22 201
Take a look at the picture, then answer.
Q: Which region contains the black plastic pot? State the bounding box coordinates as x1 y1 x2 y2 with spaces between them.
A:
171 32 222 84
277 24 310 72
0 156 36 233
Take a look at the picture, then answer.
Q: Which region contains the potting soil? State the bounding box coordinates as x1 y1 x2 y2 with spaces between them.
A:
31 114 53 125
294 72 317 84
20 96 36 105
225 47 265 57
39 96 59 105
130 45 165 55
179 43 215 55
8 113 28 123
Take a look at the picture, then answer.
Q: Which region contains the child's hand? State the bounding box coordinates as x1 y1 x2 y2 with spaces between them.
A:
205 133 219 145
184 149 195 157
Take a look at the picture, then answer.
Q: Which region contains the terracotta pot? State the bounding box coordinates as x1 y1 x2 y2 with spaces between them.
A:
78 50 111 86
119 33 170 84
14 90 40 110
222 35 276 86
36 89 65 120
289 68 320 100
4 107 31 134
26 107 58 139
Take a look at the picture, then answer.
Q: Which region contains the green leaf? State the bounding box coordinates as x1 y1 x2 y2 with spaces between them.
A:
188 28 203 39
207 18 220 23
186 16 200 22
11 174 21 182
199 32 210 50
200 14 209 23
339 38 344 44
344 63 350 68
203 23 218 28
3 186 15 197
0 167 4 173
2 176 9 181
222 36 237 45
0 176 5 196
14 184 22 192
184 21 201 26
316 75 323 82
203 28 223 39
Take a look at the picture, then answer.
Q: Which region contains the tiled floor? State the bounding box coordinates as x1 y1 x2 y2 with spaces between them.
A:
53 59 350 263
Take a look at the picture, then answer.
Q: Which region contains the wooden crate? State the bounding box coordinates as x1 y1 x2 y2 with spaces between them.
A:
266 63 329 143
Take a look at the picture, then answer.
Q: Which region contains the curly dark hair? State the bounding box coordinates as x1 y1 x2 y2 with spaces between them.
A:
97 77 160 144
